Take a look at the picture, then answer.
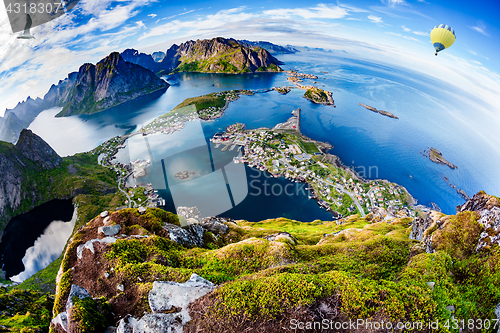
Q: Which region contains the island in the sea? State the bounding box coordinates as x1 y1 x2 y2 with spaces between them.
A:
358 103 399 119
286 71 335 106
421 147 458 170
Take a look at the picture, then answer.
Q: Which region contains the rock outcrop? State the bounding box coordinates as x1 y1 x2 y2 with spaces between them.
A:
0 130 63 233
0 53 169 142
56 52 169 117
410 191 500 254
161 37 282 74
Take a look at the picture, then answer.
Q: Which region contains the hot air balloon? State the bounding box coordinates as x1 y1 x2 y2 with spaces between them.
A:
430 24 456 56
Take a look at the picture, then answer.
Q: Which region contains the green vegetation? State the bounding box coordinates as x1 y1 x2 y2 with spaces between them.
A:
303 86 331 104
175 49 280 74
173 93 226 112
8 199 499 332
15 257 62 294
70 296 112 331
300 140 320 154
0 288 54 332
0 141 119 231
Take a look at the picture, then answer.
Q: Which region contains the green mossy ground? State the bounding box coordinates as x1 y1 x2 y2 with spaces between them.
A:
4 202 500 332
172 93 226 113
0 288 54 332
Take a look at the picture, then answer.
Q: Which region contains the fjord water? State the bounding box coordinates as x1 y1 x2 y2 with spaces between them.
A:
29 50 500 215
0 199 75 281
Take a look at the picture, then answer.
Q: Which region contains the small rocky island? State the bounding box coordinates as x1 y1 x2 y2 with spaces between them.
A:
421 148 458 170
272 86 292 95
358 103 398 119
285 71 335 107
303 87 335 106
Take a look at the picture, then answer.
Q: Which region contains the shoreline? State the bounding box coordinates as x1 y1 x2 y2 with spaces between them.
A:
217 112 420 218
104 89 422 219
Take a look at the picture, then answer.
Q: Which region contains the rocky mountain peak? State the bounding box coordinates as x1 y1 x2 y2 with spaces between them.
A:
457 190 500 212
14 129 62 169
56 52 169 117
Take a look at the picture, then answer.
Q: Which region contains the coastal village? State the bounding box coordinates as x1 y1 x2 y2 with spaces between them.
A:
93 136 166 209
211 109 414 218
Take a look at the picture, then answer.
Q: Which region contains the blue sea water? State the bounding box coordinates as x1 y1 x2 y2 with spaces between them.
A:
29 50 500 217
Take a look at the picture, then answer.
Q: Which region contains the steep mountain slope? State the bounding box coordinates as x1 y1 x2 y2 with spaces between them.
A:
0 129 62 234
43 192 500 332
121 38 283 74
173 37 282 73
152 51 166 62
0 129 117 238
0 112 27 143
56 52 169 117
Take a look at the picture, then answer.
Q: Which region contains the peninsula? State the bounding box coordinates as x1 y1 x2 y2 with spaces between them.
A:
358 103 399 119
421 147 458 170
212 109 414 218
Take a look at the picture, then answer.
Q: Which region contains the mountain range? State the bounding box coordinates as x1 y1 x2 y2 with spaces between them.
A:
0 37 287 144
121 37 284 74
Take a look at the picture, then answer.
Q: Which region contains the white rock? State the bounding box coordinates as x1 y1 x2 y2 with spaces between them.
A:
66 285 91 314
134 313 183 333
98 224 122 237
101 237 118 244
116 315 139 333
186 218 199 225
104 273 110 278
101 211 109 218
103 216 111 225
148 273 215 325
76 240 96 260
52 312 68 332
76 238 117 260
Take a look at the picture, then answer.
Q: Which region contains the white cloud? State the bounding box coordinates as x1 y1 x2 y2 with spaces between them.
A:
412 30 428 36
368 15 383 24
386 31 421 42
401 25 428 36
136 21 146 29
263 4 350 20
382 0 407 6
470 20 489 36
148 14 157 18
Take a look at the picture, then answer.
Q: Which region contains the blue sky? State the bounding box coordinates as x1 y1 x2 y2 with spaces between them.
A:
0 0 499 117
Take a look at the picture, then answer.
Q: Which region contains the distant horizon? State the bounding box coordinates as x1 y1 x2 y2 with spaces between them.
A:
1 0 499 113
